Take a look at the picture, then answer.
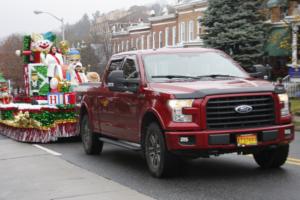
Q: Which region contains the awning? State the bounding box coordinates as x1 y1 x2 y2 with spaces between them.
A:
267 0 288 8
265 27 291 57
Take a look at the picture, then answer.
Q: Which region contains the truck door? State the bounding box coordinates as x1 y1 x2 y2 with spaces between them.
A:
113 56 141 142
98 58 124 137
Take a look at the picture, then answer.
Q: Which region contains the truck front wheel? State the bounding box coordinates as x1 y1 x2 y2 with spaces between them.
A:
253 144 289 169
144 122 179 178
80 114 103 155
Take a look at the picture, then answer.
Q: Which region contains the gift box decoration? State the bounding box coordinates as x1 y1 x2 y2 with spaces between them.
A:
47 93 64 105
64 92 76 105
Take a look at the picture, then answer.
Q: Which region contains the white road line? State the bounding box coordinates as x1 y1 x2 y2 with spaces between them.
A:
287 158 300 163
287 161 300 166
33 144 62 156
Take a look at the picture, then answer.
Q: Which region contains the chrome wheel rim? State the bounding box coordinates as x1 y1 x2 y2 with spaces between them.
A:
147 132 161 169
82 118 91 149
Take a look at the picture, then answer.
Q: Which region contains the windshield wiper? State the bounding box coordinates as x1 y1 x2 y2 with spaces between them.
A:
196 74 240 78
151 75 199 79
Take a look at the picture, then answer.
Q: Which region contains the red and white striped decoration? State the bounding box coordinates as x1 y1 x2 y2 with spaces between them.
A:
0 122 79 143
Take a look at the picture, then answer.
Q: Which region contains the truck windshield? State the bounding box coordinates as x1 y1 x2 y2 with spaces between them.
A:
143 52 248 82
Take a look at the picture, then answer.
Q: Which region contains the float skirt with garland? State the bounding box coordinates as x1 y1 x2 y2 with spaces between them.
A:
0 104 79 143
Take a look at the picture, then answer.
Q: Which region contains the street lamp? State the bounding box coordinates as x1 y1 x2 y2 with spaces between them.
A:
33 10 65 41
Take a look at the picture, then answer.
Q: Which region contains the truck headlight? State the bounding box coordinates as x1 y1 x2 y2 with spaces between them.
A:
278 93 289 116
168 99 194 122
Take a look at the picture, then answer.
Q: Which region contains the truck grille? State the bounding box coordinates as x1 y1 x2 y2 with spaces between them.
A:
206 95 275 130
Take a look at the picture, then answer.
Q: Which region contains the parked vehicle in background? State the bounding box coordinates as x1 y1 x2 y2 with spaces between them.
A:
76 48 294 178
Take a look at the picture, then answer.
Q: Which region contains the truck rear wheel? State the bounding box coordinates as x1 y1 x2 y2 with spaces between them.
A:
144 122 179 178
80 114 103 155
253 144 289 169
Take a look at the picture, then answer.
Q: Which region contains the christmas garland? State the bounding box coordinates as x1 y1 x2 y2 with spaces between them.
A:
0 105 79 143
1 110 14 120
0 119 77 131
30 110 77 127
0 106 78 129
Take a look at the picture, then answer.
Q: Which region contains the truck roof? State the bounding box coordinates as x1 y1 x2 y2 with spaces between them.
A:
112 47 220 58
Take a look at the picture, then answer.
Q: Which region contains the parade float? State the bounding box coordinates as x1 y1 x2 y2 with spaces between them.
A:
0 32 86 143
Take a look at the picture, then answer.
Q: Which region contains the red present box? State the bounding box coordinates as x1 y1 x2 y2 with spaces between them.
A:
64 92 76 105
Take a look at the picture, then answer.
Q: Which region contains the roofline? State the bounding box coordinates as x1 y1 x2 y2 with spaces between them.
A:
149 14 177 23
127 23 151 32
112 31 129 37
175 0 208 11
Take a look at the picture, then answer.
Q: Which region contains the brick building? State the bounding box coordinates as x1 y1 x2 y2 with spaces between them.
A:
111 0 208 53
175 0 207 47
110 0 300 79
264 0 300 78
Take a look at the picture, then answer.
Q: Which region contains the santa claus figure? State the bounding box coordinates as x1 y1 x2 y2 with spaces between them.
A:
70 63 88 86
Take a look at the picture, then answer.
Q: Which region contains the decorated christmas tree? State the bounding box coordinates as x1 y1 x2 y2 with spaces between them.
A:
202 0 267 70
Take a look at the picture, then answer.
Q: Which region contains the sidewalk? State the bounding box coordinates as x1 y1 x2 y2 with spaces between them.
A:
0 136 154 200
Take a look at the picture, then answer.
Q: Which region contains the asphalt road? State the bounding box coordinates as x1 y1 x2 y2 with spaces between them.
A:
3 133 300 200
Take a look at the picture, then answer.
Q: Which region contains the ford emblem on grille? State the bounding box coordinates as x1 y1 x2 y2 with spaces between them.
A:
235 105 253 114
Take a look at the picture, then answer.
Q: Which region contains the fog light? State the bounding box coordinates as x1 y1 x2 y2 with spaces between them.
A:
179 136 195 145
284 129 291 135
180 137 189 143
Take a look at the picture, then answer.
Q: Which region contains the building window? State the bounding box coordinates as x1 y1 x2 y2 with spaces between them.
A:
121 41 124 52
141 35 144 50
147 34 151 49
152 32 156 49
159 31 163 48
136 38 139 50
117 44 120 53
113 43 116 53
131 38 134 50
126 40 129 51
197 16 202 39
172 26 176 46
189 20 194 41
280 6 288 20
180 22 186 42
165 27 169 47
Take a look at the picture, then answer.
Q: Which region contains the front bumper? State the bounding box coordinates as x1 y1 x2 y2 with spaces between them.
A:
165 124 294 152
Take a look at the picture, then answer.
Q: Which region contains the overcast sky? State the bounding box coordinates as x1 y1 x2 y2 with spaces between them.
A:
1 0 174 39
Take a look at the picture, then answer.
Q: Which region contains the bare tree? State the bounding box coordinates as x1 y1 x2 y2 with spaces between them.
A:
80 43 100 73
0 34 24 89
90 13 113 72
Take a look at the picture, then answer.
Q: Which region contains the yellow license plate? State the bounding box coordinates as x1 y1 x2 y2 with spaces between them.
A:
237 134 257 146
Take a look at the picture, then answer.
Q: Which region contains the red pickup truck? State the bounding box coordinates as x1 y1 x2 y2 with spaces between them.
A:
76 48 294 178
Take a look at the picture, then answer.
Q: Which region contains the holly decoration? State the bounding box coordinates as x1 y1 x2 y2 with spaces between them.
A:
1 110 14 120
30 110 77 127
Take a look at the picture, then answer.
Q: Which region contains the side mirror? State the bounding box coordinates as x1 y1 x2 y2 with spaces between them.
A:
249 64 268 79
249 71 263 78
107 70 139 93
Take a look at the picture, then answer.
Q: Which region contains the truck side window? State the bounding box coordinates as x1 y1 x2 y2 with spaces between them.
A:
107 59 123 79
123 58 139 80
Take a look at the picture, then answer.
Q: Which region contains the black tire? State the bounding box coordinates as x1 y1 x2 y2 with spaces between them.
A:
144 122 179 178
253 144 289 169
80 114 103 155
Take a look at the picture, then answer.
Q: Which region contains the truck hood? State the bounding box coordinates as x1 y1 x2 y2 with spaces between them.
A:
147 78 276 99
